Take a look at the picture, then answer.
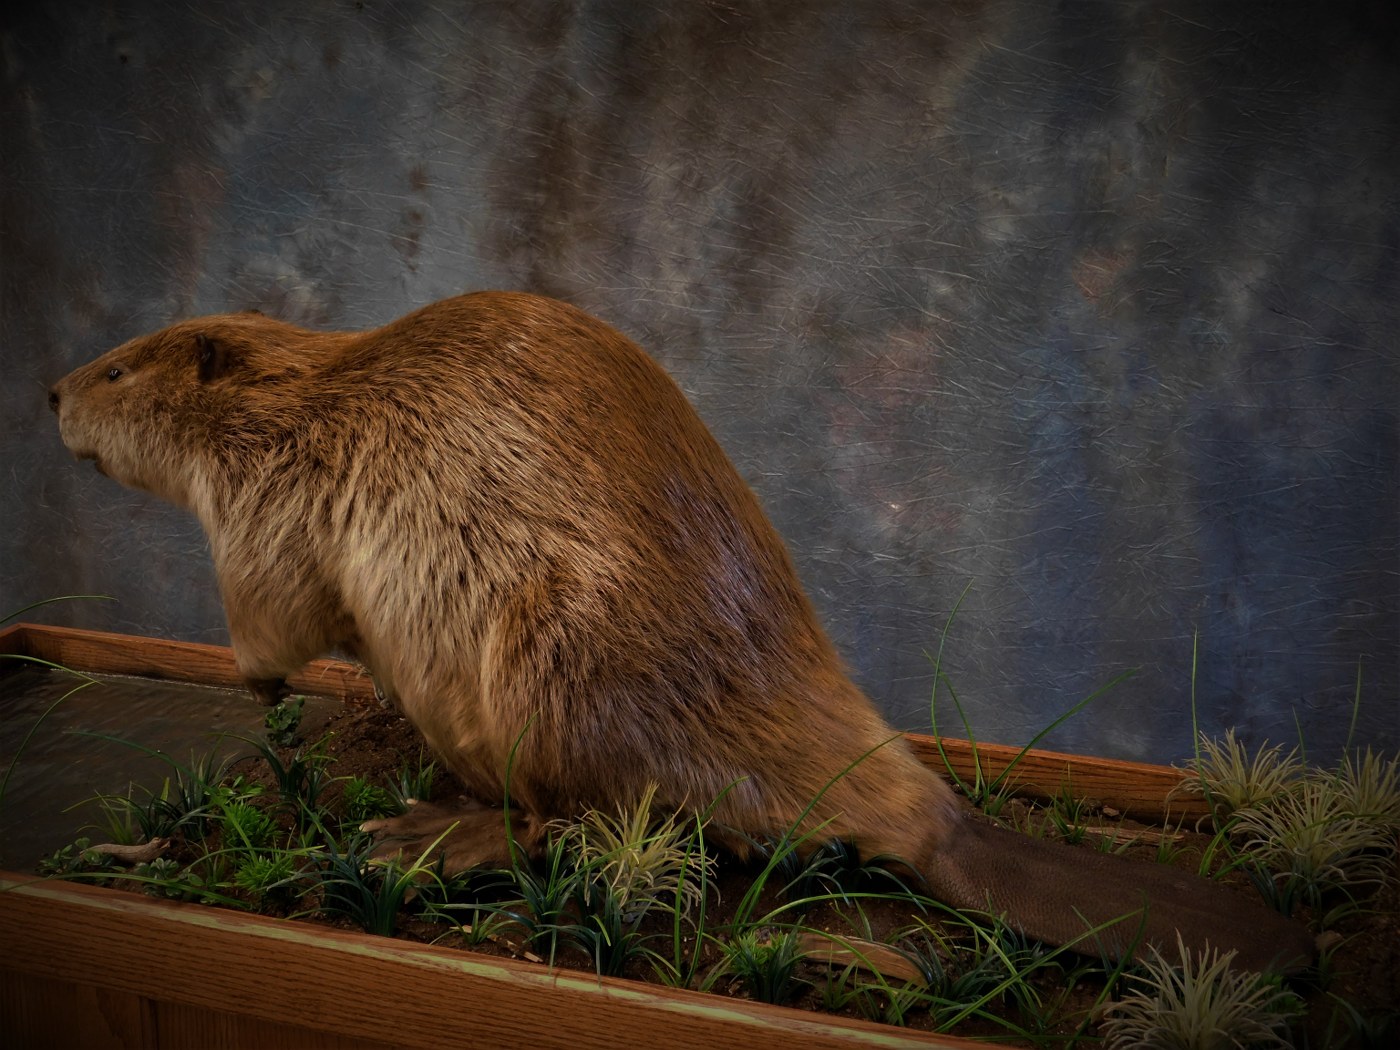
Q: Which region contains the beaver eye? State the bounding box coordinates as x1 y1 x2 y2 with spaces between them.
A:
106 367 123 382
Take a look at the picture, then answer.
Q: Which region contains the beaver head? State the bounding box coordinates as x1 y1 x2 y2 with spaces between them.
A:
49 313 319 507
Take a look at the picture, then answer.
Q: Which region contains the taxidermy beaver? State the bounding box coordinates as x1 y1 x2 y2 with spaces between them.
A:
50 291 1312 972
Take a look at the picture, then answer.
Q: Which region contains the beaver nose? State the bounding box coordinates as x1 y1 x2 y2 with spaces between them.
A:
48 387 61 413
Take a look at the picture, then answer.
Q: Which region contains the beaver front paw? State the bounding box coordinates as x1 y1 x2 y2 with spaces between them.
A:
245 676 290 706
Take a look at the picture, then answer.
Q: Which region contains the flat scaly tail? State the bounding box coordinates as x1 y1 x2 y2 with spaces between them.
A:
923 815 1315 974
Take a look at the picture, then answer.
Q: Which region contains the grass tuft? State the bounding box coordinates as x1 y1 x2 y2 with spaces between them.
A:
1097 933 1302 1049
555 781 713 923
719 927 809 1005
1176 728 1305 818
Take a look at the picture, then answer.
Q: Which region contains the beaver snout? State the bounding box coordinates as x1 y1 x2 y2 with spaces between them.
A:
48 384 99 472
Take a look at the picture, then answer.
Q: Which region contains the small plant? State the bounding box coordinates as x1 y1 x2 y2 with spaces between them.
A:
531 784 722 977
342 775 400 823
130 857 217 902
898 917 1012 1006
720 927 809 1005
649 814 719 991
246 736 333 827
1333 748 1400 832
1177 728 1306 818
233 852 304 910
415 865 512 918
390 751 438 807
558 782 713 923
766 837 850 907
441 906 516 948
980 921 1073 1030
562 873 654 977
1233 777 1396 916
1153 818 1190 867
760 836 915 910
1044 783 1094 845
123 778 208 842
820 963 873 1013
421 865 518 946
84 786 144 846
37 837 114 877
856 978 926 1027
899 911 1115 1040
74 743 233 843
819 964 926 1026
926 583 1138 820
263 696 305 747
311 834 445 937
1096 933 1303 1049
498 831 583 959
213 790 278 854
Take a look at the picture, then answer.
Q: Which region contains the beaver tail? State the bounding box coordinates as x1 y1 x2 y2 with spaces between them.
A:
921 815 1314 974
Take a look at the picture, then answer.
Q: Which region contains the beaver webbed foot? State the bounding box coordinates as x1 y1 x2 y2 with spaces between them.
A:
361 798 539 874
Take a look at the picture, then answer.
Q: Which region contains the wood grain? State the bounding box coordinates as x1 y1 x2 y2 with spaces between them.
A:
0 875 975 1049
905 736 1208 822
0 622 379 701
0 968 155 1050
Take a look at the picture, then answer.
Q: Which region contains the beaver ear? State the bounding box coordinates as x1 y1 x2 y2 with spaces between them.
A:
195 334 232 383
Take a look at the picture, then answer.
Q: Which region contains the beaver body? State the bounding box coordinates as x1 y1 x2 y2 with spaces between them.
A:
51 291 1312 971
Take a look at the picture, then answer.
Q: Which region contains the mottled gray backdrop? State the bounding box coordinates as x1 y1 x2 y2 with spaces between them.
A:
4 0 1397 765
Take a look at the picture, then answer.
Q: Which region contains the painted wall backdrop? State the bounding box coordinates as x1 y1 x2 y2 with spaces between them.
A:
3 0 1397 765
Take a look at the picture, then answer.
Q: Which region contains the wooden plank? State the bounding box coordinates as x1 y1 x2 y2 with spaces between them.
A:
0 623 379 702
0 622 1205 820
153 1001 394 1050
905 736 1207 823
0 874 976 1050
0 968 155 1049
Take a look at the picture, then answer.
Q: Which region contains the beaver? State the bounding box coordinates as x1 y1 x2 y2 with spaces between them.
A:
50 291 1312 971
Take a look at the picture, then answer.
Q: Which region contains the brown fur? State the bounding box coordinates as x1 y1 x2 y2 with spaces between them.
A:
51 292 1313 971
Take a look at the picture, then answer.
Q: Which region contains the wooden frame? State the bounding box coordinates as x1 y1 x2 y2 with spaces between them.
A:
0 623 1205 1047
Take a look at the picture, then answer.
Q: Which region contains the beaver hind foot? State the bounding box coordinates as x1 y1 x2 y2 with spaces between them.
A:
361 799 542 872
